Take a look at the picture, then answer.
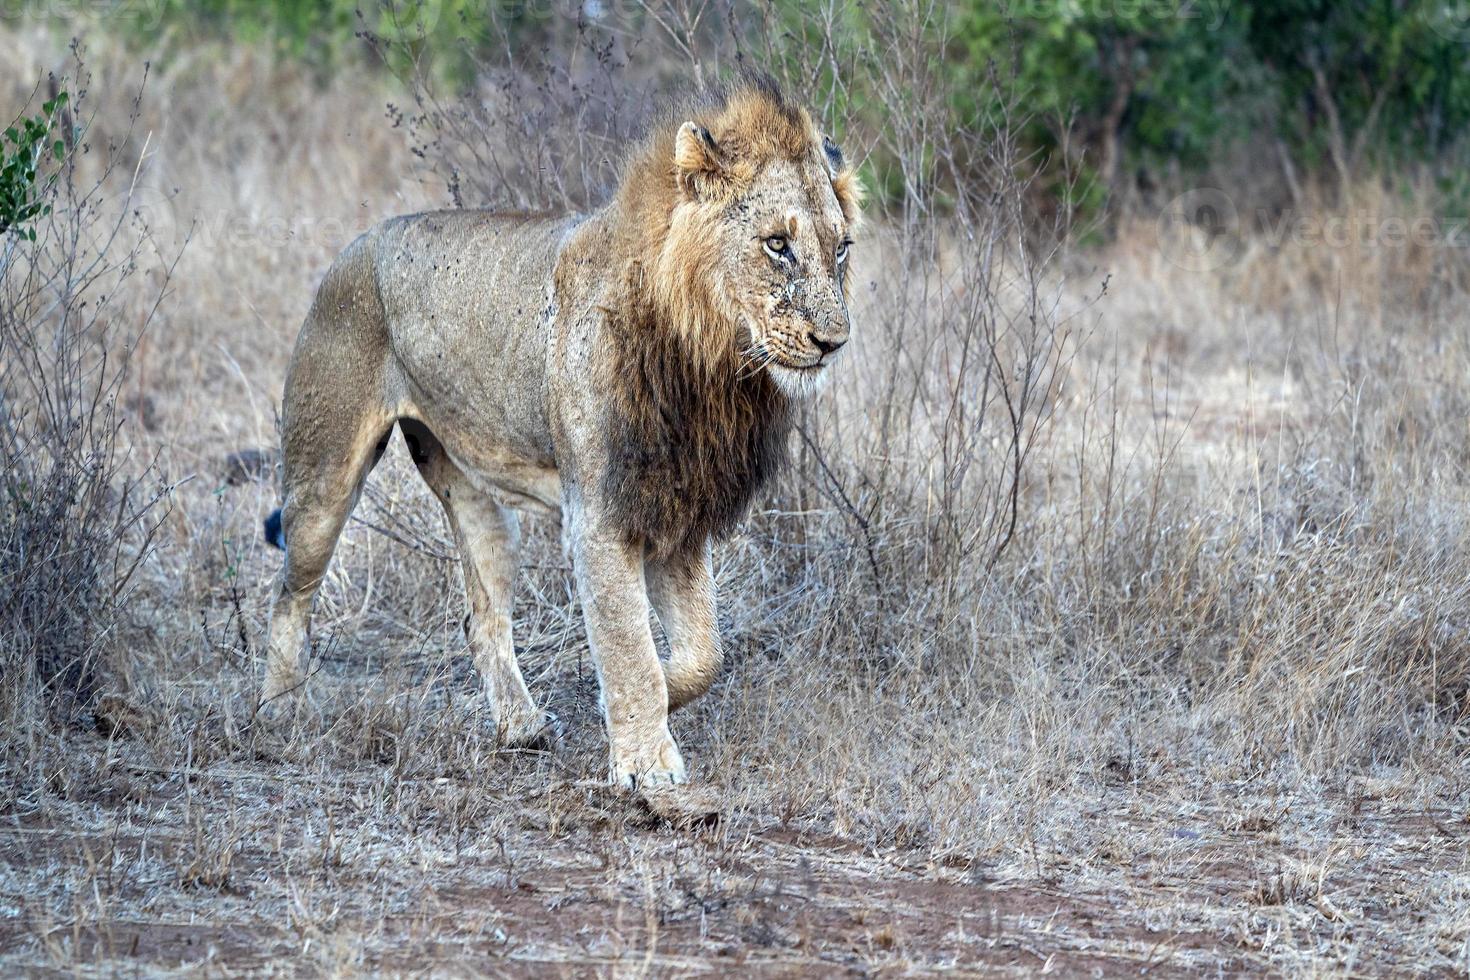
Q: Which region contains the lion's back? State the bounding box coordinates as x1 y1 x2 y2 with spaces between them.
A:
360 209 582 466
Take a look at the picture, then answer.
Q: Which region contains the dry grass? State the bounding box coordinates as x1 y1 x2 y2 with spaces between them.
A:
2 15 1469 976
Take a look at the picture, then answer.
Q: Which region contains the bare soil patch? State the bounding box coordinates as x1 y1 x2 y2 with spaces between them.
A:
3 727 1464 976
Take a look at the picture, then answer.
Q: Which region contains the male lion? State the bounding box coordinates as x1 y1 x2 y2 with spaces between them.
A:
260 74 861 787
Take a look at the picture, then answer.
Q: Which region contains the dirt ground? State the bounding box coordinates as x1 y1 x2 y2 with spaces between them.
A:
3 719 1466 976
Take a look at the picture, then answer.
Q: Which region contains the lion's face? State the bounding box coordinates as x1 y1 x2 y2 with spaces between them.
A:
723 156 854 398
664 115 861 399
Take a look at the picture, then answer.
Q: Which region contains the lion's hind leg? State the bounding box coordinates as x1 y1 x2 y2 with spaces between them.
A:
399 419 548 747
261 415 394 719
261 268 398 719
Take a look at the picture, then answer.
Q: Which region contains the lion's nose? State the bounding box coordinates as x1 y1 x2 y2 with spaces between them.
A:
810 332 847 355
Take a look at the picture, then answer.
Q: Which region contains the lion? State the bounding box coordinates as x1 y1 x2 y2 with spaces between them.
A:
259 73 862 788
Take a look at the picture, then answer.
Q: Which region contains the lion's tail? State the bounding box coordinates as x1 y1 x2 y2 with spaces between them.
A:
264 508 286 551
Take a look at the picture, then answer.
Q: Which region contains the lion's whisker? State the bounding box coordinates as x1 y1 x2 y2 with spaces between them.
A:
736 345 773 382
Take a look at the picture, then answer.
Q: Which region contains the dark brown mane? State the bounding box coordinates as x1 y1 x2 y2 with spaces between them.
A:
601 281 790 559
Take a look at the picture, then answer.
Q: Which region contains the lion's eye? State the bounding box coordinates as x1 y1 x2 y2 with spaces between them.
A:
764 235 790 259
836 239 852 263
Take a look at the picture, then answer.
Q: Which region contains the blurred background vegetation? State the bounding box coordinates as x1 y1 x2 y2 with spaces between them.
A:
11 0 1470 225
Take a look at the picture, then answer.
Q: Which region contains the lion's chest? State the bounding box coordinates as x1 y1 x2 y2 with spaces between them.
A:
599 359 790 558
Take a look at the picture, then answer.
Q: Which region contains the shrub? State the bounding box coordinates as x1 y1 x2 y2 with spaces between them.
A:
0 64 175 731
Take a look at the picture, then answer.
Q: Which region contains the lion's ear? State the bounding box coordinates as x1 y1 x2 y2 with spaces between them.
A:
821 134 844 175
674 121 729 200
822 134 864 226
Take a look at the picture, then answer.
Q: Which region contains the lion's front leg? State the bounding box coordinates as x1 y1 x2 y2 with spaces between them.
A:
646 540 722 711
569 514 686 788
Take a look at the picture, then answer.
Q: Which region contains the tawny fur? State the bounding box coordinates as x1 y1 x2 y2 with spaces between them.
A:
261 73 861 789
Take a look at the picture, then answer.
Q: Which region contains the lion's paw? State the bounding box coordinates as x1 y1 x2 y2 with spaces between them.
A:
494 702 560 750
254 665 311 724
254 686 311 730
610 730 686 790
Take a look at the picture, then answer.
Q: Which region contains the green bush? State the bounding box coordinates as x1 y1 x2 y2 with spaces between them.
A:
0 93 66 242
1247 1 1470 170
953 2 1248 173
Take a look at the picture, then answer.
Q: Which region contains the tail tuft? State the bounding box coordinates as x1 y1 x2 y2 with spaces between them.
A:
264 508 285 551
